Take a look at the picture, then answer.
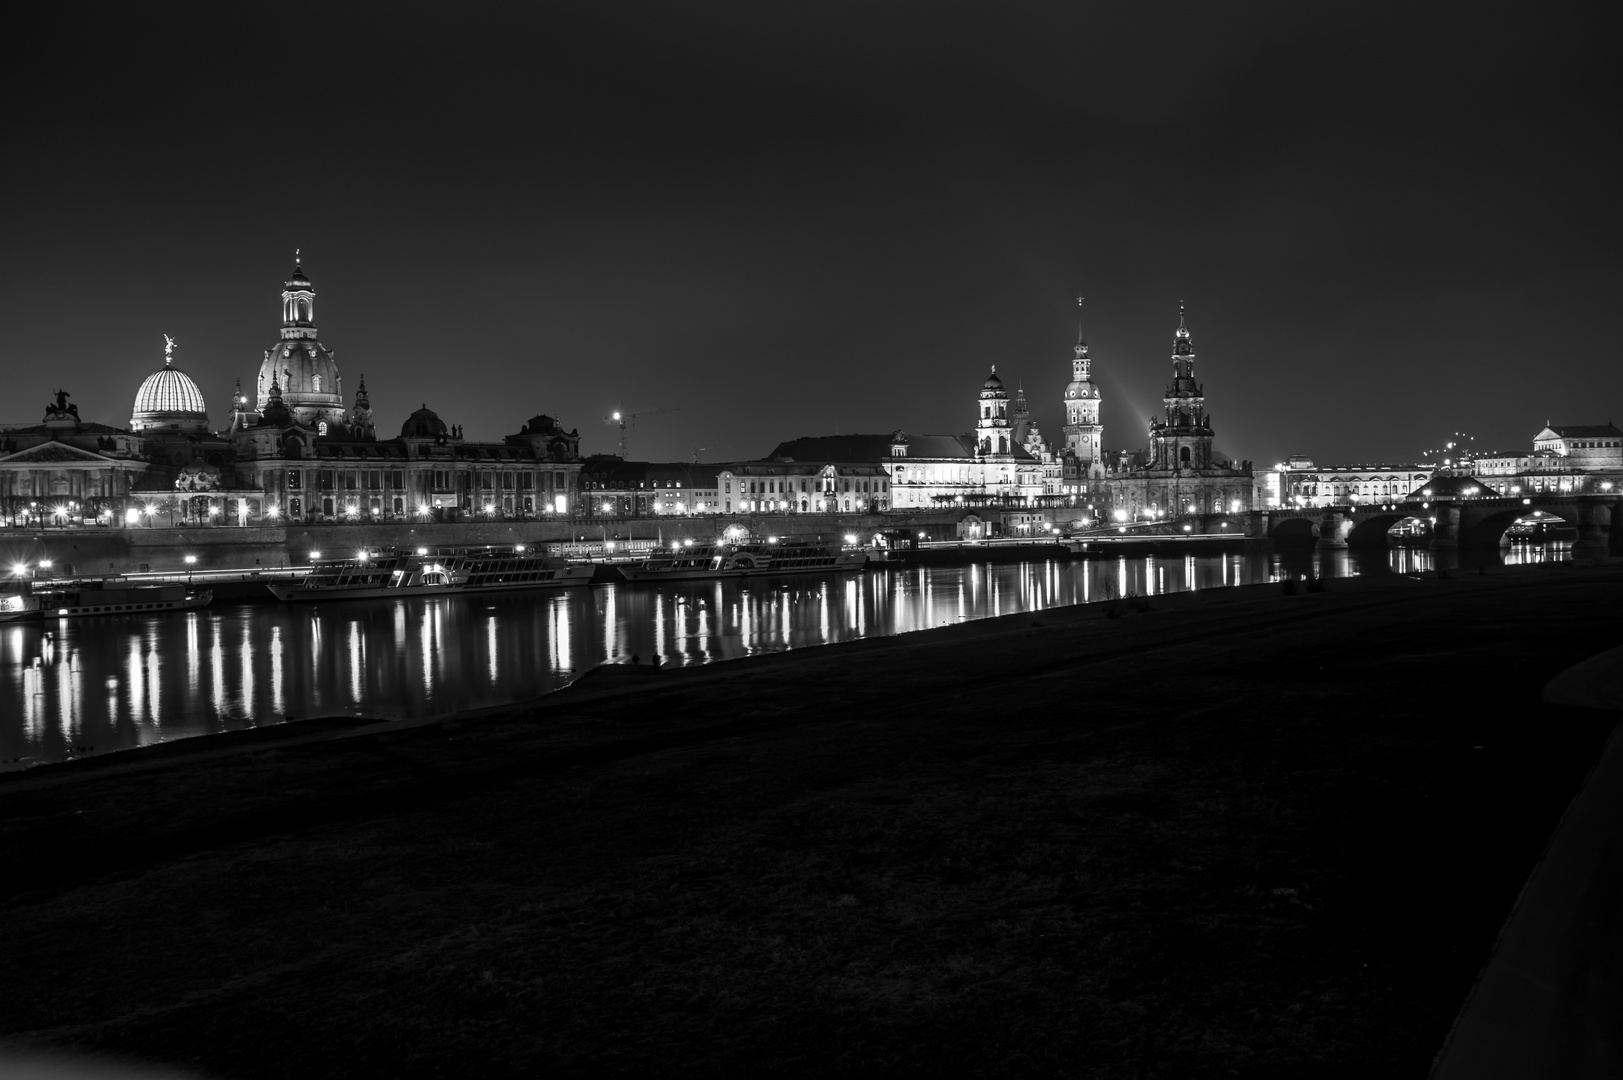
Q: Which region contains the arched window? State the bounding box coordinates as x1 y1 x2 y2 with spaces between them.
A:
1179 446 1191 463
312 374 321 393
318 421 328 435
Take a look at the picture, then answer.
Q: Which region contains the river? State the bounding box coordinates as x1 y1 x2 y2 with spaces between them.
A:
0 542 1569 770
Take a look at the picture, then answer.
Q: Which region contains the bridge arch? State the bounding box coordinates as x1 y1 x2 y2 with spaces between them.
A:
1345 511 1418 546
1267 515 1318 541
1460 504 1579 548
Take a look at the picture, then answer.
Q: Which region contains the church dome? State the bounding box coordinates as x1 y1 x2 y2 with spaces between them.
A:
257 339 342 412
401 405 448 438
253 263 347 430
981 369 1005 393
131 362 209 432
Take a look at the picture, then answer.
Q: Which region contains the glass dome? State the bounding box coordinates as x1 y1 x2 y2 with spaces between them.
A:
131 363 208 432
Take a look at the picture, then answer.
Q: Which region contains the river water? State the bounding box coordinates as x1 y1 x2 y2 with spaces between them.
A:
0 542 1569 770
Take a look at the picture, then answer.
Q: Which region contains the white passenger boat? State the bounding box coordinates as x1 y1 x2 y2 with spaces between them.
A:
27 581 213 618
268 547 595 601
618 538 867 582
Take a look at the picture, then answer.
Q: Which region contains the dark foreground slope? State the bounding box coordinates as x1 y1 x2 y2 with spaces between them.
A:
2 566 1619 1078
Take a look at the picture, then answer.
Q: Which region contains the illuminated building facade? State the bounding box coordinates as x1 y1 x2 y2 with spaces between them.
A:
223 265 585 522
579 460 724 517
4 263 585 527
1471 423 1623 495
718 461 891 515
1106 308 1253 518
1273 458 1434 508
0 392 150 524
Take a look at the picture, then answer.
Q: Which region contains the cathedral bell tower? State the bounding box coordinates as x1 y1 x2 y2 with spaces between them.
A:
1061 296 1103 468
1148 304 1214 471
976 366 1013 459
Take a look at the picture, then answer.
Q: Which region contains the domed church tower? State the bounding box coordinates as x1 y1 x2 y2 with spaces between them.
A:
255 259 347 433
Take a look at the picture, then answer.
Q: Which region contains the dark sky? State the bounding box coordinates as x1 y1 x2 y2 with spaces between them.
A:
7 3 1619 467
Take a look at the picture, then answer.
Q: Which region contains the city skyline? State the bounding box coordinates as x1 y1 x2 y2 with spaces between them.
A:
7 3 1618 467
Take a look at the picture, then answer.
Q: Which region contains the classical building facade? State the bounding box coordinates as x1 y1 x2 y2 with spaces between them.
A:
1470 423 1623 495
1266 457 1434 508
4 263 586 528
220 265 586 522
1105 309 1253 518
579 460 724 517
0 393 151 525
758 369 1047 511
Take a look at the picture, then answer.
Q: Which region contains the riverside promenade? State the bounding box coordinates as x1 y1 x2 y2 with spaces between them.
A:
1 563 1619 1077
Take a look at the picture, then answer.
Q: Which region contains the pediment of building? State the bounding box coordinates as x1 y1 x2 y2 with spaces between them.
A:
0 441 125 465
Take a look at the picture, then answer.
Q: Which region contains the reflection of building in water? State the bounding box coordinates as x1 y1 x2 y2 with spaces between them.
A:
2 262 587 525
1105 308 1254 519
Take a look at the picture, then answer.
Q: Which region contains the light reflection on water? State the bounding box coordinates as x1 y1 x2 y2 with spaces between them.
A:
0 542 1569 769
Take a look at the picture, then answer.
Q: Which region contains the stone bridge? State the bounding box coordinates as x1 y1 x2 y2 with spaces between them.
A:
1247 493 1622 558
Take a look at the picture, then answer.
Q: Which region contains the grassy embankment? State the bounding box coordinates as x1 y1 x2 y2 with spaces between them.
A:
1 564 1618 1077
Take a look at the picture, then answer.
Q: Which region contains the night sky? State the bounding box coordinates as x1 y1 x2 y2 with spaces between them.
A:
8 3 1619 468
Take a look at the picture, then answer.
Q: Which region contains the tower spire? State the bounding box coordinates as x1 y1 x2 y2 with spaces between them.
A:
1061 296 1102 470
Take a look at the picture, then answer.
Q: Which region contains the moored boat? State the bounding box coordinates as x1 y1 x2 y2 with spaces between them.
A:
618 538 867 582
268 546 595 601
1 588 44 624
28 580 212 618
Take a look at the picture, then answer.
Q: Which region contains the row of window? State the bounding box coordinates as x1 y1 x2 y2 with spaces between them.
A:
282 468 566 492
726 478 885 495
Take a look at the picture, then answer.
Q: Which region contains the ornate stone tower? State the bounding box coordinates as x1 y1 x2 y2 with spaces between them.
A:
348 375 376 441
976 366 1013 458
1148 304 1215 471
1062 297 1102 467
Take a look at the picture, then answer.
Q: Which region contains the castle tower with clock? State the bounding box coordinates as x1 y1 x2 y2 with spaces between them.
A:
1061 298 1103 471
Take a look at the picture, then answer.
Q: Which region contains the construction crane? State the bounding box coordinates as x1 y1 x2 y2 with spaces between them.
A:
602 404 679 459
